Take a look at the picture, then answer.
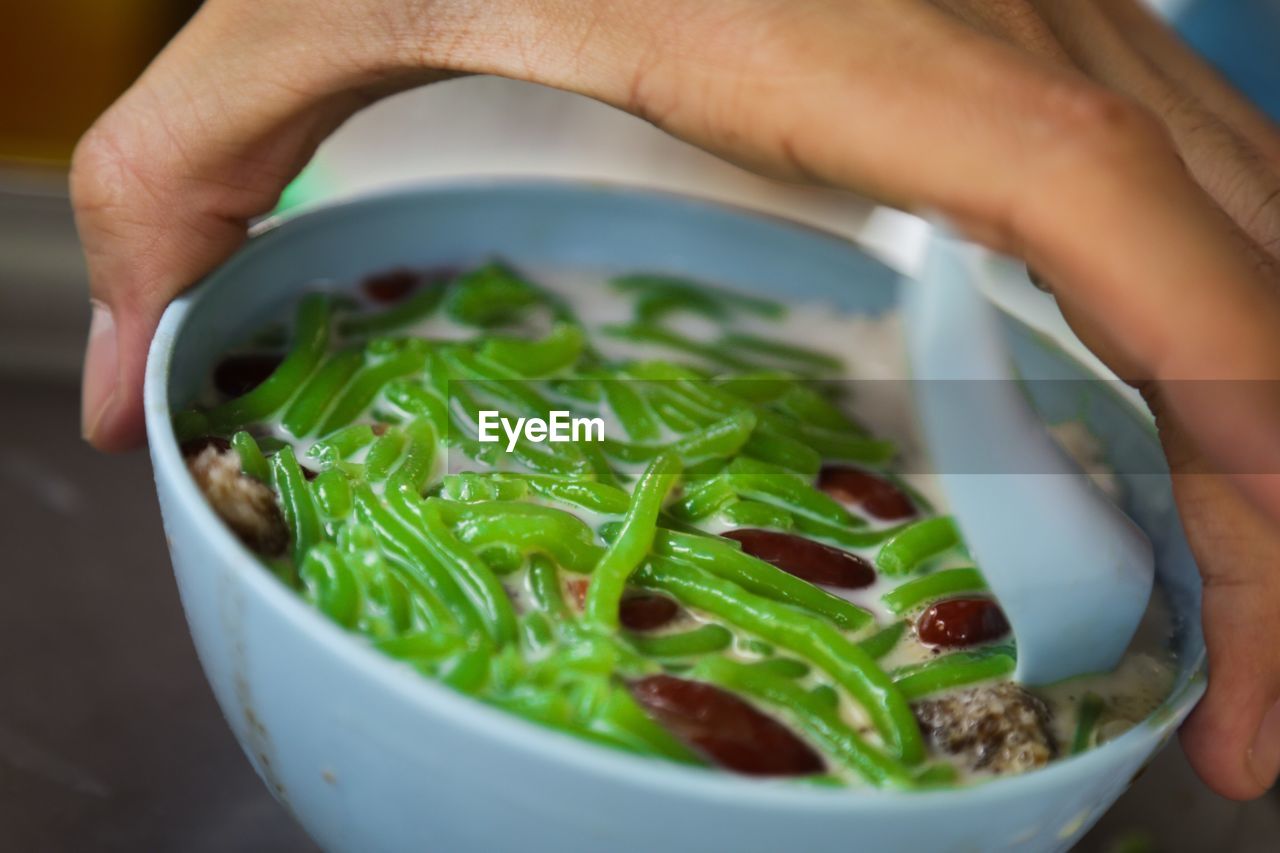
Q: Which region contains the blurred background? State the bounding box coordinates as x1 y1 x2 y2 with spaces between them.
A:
2 1 1278 850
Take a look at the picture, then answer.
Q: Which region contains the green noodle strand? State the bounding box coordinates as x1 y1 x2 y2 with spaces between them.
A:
634 558 923 763
584 453 682 632
230 431 271 483
272 447 324 569
281 349 364 437
206 294 331 433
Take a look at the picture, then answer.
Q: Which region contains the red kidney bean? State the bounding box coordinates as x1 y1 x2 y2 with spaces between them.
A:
630 675 825 776
916 598 1010 648
619 593 680 632
361 266 458 304
180 435 231 458
722 528 875 589
361 268 421 304
213 353 284 398
817 465 916 520
563 579 679 630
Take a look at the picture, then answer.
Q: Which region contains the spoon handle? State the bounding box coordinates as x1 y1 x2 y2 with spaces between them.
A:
904 235 1154 685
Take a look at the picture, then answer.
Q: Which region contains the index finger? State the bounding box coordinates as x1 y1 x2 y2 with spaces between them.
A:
71 0 436 450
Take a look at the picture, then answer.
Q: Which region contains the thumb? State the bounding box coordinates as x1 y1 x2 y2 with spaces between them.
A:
71 1 442 450
1152 393 1280 799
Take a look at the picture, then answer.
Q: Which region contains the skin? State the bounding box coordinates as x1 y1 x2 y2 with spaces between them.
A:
72 0 1280 799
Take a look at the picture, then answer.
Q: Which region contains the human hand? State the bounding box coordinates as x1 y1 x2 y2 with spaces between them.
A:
72 0 1280 798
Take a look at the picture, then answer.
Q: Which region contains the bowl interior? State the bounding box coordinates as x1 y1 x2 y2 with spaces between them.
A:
146 180 1206 805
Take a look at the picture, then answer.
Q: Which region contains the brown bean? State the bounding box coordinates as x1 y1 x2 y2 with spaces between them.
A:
619 593 680 632
722 528 875 589
817 465 916 520
916 598 1010 648
629 675 825 776
213 353 284 398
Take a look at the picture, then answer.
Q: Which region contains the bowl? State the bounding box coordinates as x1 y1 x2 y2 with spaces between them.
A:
144 181 1206 853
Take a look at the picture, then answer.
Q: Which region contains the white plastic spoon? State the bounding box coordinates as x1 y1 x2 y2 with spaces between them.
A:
903 234 1154 685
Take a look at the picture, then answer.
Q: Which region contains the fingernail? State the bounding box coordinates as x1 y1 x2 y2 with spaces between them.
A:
1248 699 1280 791
81 300 118 442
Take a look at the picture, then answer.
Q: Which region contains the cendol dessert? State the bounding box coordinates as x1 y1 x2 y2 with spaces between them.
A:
174 262 1174 788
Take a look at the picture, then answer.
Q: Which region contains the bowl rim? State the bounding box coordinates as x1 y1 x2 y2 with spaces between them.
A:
144 176 1206 811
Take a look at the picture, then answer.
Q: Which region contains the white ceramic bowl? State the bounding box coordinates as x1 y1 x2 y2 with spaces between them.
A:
145 181 1205 853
